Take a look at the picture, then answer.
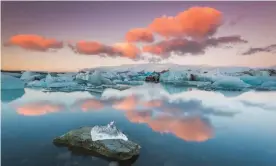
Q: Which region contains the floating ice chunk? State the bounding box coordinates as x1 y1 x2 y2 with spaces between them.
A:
101 77 113 85
20 71 41 82
47 82 78 88
1 74 25 90
45 74 55 84
211 76 250 90
27 76 77 88
259 81 276 90
88 70 102 85
101 71 119 80
27 80 47 87
239 76 276 86
90 121 128 141
76 70 113 85
160 70 191 83
45 73 74 83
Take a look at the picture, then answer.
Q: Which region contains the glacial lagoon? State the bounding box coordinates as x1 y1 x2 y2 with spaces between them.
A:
1 83 276 166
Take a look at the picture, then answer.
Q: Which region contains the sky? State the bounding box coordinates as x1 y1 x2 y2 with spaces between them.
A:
1 1 276 72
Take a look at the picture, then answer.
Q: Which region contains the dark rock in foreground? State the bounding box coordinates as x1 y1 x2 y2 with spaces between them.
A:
53 127 141 160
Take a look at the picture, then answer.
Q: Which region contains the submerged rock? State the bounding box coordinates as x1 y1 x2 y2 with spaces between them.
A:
53 127 141 160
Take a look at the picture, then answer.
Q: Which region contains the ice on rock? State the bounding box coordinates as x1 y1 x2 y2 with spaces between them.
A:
1 74 25 90
90 121 128 141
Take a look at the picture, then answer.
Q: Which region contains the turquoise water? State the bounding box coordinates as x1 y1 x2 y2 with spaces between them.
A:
1 83 276 166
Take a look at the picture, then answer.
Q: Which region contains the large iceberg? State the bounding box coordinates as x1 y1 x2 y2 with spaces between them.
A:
20 71 45 82
27 73 78 89
160 70 192 83
1 74 25 103
76 70 113 86
206 76 251 91
1 74 25 90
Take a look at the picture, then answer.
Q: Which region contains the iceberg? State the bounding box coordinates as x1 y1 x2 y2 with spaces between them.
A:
27 80 48 87
46 82 78 88
1 74 25 90
26 73 78 89
210 76 250 90
45 73 74 83
239 76 276 86
20 71 44 82
76 70 113 86
160 70 191 83
90 121 128 141
258 81 276 90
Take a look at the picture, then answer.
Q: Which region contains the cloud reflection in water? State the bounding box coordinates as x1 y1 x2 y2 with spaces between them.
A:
16 101 65 116
10 84 276 142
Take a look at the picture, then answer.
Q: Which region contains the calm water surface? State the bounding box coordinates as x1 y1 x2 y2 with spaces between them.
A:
1 83 276 166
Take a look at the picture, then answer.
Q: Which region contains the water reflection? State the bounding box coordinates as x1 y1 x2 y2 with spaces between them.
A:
160 83 192 94
4 84 276 142
54 144 139 166
2 84 276 166
125 111 213 142
73 98 104 111
16 101 65 116
110 96 214 142
1 89 25 103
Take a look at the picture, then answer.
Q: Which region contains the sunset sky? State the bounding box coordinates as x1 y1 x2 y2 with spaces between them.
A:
1 1 276 72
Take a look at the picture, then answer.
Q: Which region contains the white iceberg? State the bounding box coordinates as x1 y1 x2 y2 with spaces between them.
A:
27 80 48 87
27 74 78 89
46 82 78 88
45 73 74 83
160 70 191 83
206 76 251 91
1 74 25 90
259 81 276 90
20 71 43 82
76 70 113 86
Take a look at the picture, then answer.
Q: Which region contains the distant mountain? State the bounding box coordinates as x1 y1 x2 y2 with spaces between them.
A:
1 70 22 73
